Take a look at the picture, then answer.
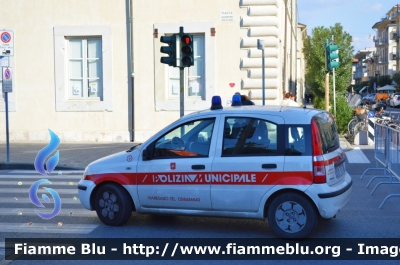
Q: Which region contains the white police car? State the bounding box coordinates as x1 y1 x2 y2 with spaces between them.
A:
78 96 352 238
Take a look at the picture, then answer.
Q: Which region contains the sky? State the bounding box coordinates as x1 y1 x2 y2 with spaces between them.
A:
297 0 399 54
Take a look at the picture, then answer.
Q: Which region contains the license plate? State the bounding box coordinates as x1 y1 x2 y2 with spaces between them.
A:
335 163 345 178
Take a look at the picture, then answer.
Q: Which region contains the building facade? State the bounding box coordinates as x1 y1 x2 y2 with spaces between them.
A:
0 0 301 143
372 5 398 78
353 48 376 86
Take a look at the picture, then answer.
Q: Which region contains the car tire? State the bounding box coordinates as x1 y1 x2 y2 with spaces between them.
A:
267 192 318 238
95 183 133 226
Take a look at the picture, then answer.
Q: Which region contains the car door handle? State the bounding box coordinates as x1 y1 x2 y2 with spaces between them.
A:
192 165 205 170
262 164 277 169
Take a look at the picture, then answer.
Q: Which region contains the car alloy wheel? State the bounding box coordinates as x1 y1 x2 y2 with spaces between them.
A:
267 192 317 238
95 183 133 226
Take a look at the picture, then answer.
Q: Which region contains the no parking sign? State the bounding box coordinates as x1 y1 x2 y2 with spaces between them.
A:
2 67 12 92
0 30 14 56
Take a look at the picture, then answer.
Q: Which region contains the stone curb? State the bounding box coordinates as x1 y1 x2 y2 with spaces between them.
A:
340 136 353 152
0 162 84 170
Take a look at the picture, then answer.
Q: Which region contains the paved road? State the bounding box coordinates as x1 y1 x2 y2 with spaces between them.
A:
1 144 400 265
0 134 399 264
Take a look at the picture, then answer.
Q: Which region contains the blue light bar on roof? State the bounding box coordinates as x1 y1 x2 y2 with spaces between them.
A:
231 94 242 106
211 96 223 110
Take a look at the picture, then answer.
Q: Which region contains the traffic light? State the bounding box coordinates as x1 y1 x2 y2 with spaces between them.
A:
326 39 340 72
160 35 177 67
180 34 194 67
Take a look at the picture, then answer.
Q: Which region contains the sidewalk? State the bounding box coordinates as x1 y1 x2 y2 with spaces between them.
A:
0 142 139 170
340 136 353 152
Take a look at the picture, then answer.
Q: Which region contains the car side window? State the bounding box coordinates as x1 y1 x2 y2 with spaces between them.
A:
285 125 310 156
152 118 215 159
222 117 277 156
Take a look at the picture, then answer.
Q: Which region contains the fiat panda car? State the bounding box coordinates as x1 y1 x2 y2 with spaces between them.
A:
78 97 352 238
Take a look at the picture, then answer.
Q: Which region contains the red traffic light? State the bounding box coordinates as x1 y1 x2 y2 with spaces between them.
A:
181 35 192 45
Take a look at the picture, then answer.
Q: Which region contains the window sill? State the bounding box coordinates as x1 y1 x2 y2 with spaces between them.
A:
56 100 112 112
155 99 210 111
67 97 101 101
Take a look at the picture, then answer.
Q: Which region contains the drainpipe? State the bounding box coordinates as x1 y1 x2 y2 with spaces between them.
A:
290 0 297 94
126 0 135 141
283 0 288 95
289 0 293 94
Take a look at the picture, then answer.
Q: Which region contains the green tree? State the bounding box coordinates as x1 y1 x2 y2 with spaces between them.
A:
303 23 354 110
391 72 400 89
303 23 354 135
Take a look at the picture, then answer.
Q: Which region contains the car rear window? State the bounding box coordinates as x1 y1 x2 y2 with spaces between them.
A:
313 113 340 154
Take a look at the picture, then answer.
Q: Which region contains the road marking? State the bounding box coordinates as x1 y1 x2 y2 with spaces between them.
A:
0 208 96 217
0 188 78 194
0 222 98 234
345 147 370 163
0 180 80 185
5 170 84 175
0 197 81 203
0 174 83 180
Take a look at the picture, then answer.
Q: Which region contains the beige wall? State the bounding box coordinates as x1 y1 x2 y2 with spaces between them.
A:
0 0 130 142
133 0 298 141
0 0 299 143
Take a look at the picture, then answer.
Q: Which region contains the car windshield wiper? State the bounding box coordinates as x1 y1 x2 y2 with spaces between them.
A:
326 144 338 153
126 144 141 152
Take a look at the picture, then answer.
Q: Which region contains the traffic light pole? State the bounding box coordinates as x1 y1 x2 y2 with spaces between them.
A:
179 27 185 118
160 26 193 118
325 72 329 112
332 36 336 116
333 67 336 116
180 67 184 118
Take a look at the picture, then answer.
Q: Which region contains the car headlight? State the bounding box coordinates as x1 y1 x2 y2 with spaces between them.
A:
82 166 91 180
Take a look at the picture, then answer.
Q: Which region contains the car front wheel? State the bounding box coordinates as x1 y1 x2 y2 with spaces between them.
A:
95 183 133 226
267 192 318 238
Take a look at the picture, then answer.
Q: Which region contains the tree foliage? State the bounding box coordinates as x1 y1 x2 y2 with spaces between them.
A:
303 23 354 105
392 72 400 89
368 75 392 88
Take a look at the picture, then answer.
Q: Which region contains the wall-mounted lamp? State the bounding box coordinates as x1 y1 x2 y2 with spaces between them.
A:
211 28 216 36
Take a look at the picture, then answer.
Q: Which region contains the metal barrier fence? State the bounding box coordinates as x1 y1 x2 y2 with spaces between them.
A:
388 126 400 180
360 123 400 208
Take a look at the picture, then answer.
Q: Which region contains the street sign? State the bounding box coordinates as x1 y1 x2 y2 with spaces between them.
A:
0 56 9 67
0 30 14 56
2 67 12 92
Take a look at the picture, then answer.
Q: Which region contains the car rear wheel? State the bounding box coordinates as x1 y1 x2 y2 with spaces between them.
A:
95 183 133 226
267 192 317 238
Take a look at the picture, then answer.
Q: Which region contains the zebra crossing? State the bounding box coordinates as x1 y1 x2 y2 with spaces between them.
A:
344 147 371 163
0 170 99 235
